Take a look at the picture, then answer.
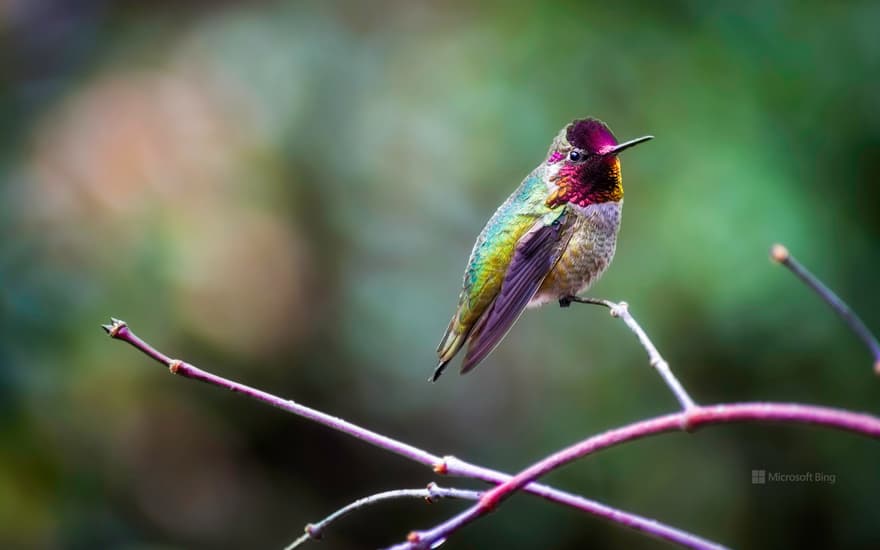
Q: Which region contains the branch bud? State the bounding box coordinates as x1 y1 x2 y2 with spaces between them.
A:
770 244 790 263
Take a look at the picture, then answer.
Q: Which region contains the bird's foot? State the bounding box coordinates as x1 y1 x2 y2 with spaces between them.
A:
559 296 574 308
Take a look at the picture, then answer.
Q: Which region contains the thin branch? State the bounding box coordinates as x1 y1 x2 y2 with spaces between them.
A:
101 318 437 465
102 318 721 550
285 483 481 549
771 244 880 374
390 402 880 550
566 297 697 412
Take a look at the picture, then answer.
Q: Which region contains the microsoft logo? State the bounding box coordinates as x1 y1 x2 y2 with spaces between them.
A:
750 469 836 485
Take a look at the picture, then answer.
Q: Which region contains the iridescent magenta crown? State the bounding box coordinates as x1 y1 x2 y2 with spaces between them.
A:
566 118 618 153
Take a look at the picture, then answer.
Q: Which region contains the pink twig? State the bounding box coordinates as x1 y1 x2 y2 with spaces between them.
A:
102 318 723 550
391 403 880 549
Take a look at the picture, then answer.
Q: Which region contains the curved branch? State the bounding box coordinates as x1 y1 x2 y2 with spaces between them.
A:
392 403 880 549
286 484 481 549
771 243 880 373
102 319 721 550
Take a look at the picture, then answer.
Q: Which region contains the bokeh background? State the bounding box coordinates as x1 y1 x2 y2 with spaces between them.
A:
2 1 879 548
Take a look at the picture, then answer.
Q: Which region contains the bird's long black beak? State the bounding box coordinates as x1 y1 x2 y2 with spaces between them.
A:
605 135 654 156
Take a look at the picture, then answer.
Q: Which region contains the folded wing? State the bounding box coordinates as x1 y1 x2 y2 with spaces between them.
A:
459 210 571 374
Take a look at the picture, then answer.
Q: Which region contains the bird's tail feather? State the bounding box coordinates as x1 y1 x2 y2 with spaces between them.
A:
432 319 468 382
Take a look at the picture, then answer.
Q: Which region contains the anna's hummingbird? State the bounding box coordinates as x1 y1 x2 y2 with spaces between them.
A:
433 118 652 381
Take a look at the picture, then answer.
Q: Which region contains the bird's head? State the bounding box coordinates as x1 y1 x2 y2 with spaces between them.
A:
544 118 652 208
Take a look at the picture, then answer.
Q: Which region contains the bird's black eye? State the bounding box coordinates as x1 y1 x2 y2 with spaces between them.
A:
568 150 582 161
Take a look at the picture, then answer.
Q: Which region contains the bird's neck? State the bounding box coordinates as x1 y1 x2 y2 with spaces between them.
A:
543 157 624 208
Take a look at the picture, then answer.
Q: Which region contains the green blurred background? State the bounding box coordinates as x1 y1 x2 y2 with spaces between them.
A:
2 1 879 548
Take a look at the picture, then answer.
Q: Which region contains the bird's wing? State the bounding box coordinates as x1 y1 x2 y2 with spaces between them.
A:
459 209 572 374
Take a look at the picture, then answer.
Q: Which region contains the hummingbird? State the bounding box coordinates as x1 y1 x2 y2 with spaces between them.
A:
433 118 652 382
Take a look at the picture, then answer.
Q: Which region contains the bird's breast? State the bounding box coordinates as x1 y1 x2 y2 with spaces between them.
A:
531 201 622 306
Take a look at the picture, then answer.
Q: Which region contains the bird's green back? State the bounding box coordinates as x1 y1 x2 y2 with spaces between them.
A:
453 169 558 331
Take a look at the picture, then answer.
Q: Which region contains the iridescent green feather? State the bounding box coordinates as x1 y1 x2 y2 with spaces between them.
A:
437 169 563 364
